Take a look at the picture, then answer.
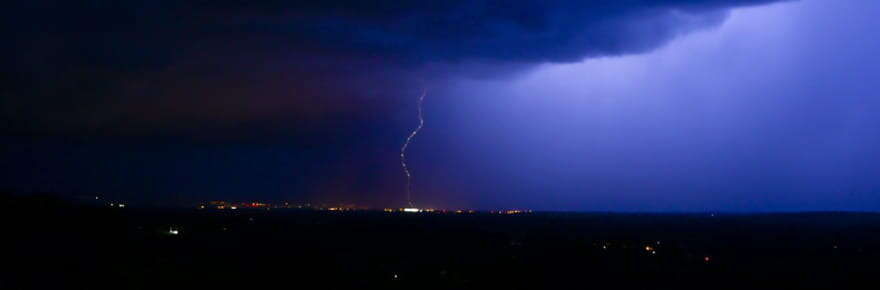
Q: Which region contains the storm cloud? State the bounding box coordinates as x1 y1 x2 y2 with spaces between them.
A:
6 0 878 211
3 0 785 136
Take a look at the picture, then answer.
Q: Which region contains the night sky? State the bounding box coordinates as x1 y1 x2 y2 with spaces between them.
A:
3 0 878 211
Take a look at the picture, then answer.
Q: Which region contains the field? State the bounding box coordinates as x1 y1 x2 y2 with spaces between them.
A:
7 194 880 289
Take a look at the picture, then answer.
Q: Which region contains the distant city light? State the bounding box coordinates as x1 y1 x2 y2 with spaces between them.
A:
704 256 711 262
118 203 125 208
168 228 180 235
192 200 509 214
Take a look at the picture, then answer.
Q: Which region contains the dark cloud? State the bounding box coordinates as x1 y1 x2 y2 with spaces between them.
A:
2 0 784 137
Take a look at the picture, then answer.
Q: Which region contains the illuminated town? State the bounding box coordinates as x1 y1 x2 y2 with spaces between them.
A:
195 200 530 215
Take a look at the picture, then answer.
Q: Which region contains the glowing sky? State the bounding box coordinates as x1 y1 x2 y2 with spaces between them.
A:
2 0 878 211
427 0 880 211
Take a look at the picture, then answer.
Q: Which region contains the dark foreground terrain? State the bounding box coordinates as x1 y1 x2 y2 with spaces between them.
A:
6 194 880 289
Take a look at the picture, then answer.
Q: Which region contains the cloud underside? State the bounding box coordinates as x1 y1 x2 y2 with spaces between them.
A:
3 0 784 136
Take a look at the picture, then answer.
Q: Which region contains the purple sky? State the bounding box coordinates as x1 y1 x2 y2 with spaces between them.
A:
413 0 880 211
2 0 878 211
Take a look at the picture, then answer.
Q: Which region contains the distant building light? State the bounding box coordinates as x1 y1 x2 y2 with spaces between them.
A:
230 206 237 210
704 256 711 262
168 228 180 235
118 203 125 208
403 208 421 213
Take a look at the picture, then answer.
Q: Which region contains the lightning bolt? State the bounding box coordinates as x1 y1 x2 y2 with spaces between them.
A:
400 89 427 208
